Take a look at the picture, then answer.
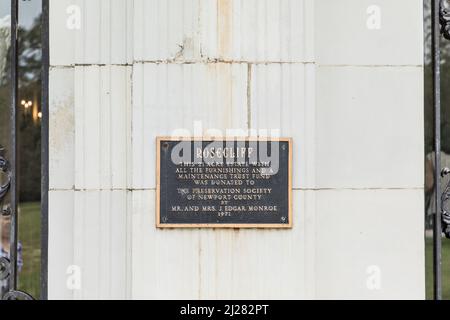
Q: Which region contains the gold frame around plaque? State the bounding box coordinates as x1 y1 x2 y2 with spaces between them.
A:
156 137 293 229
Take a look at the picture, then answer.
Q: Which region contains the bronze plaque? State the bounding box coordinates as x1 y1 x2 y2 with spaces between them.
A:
156 137 292 228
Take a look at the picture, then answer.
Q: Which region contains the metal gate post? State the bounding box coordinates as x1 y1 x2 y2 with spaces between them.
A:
0 0 46 301
40 0 49 301
433 0 450 301
8 0 19 294
0 0 33 301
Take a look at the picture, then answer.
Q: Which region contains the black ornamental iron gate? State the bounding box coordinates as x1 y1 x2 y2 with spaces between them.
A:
0 0 48 300
0 0 29 300
432 0 450 300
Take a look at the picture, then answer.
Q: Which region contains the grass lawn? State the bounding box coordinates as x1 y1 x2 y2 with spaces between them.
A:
17 202 41 299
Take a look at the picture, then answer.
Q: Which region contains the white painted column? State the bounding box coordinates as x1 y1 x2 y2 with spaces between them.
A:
49 0 133 299
314 0 424 299
48 0 425 299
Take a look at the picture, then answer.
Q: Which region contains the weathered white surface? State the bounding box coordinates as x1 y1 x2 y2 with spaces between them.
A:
315 0 423 66
315 189 425 299
49 0 425 300
50 0 133 65
48 190 74 300
49 68 75 190
74 66 132 190
73 190 130 299
132 190 315 299
250 63 316 189
132 63 248 190
316 66 424 189
133 0 314 62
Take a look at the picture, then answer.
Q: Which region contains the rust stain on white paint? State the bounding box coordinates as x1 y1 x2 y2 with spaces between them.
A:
218 0 232 59
49 96 74 152
247 64 252 131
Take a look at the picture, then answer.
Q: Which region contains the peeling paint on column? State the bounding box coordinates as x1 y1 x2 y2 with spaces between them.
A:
218 0 233 59
247 63 252 131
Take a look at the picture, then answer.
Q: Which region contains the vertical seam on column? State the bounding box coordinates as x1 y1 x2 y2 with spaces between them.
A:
198 233 202 299
109 0 112 64
126 63 133 298
140 64 144 190
109 66 113 189
247 63 252 131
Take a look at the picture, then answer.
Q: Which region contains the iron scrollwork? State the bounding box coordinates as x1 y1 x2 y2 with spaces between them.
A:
0 146 11 213
0 146 33 300
0 257 10 281
0 146 13 300
441 168 450 238
440 1 450 238
2 290 34 301
441 0 450 40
